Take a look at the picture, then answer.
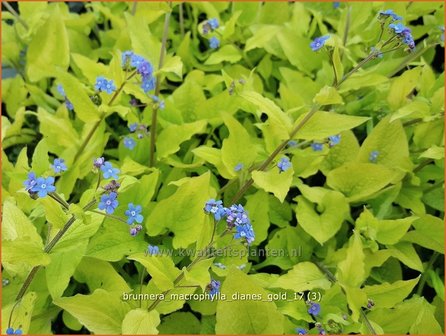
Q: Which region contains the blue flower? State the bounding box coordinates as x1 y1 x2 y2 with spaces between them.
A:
141 76 156 93
224 204 250 227
214 262 226 269
98 192 119 214
310 35 330 51
24 172 38 191
328 134 341 146
234 223 255 245
130 54 146 68
137 60 153 78
122 50 134 67
295 328 307 335
125 203 144 224
277 156 292 173
100 162 120 180
208 279 221 297
288 140 298 148
308 302 321 316
31 176 56 198
51 158 67 173
147 244 160 255
14 330 22 335
379 9 402 21
95 76 116 94
333 2 340 9
389 23 406 34
311 142 324 151
93 157 105 169
57 84 66 97
129 123 138 132
369 150 379 163
123 137 136 150
208 18 219 30
6 328 15 335
209 37 220 49
204 199 226 221
234 163 244 172
65 100 74 111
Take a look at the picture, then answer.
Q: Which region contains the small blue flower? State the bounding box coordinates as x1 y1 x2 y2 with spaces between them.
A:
98 192 119 214
95 76 116 94
308 302 321 316
122 50 134 67
369 150 379 163
379 9 402 21
31 176 56 198
234 223 255 245
204 199 226 221
14 330 22 335
6 328 15 335
214 262 226 269
328 134 341 146
234 163 244 172
310 35 330 51
123 137 136 150
311 142 324 151
208 18 219 30
295 328 307 335
24 172 38 191
125 203 144 224
93 157 105 169
389 22 406 34
137 60 153 78
141 76 156 93
130 54 146 68
65 100 74 111
225 204 250 227
100 162 120 180
129 123 138 132
208 279 221 297
333 2 340 9
57 84 66 97
209 37 220 49
288 140 298 148
51 158 67 173
147 244 160 255
277 156 292 173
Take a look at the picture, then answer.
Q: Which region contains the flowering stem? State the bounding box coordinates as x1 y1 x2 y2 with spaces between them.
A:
386 43 437 78
73 71 137 163
48 192 70 210
14 198 97 303
314 260 376 335
149 7 171 167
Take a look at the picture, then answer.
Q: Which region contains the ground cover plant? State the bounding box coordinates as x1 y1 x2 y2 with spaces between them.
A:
1 1 445 335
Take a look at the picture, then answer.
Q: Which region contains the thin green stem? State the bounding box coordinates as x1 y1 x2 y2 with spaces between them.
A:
314 260 377 335
2 1 29 30
341 6 351 60
48 192 70 210
179 3 185 37
89 209 128 224
15 198 97 302
386 43 437 78
131 1 137 15
416 252 440 296
149 7 171 167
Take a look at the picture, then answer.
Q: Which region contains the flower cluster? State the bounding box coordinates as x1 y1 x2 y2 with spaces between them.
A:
94 158 120 215
95 76 116 94
277 156 292 173
204 200 255 245
310 35 330 51
308 302 321 316
24 173 56 198
207 279 221 297
56 84 74 111
6 328 22 335
123 122 149 150
121 51 156 93
203 18 219 34
379 10 415 51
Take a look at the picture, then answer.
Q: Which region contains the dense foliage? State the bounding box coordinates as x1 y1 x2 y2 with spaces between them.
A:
1 1 445 335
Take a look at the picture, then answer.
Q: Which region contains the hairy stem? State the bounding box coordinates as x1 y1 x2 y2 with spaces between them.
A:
89 209 128 224
149 8 171 167
2 1 29 30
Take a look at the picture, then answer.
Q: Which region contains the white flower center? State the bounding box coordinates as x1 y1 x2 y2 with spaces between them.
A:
131 211 136 216
106 200 111 205
41 184 46 189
